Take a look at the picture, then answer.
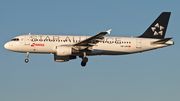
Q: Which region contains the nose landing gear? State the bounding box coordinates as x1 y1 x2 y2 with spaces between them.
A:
25 52 29 63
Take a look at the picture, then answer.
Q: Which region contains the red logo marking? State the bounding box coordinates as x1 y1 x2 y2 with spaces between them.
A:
31 43 44 47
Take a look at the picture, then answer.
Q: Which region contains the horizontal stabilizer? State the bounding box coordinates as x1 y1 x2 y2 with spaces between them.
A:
151 37 172 44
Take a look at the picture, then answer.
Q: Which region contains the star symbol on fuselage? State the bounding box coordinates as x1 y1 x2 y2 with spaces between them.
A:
151 23 164 36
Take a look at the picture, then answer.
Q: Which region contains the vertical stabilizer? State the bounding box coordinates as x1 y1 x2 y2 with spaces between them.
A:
139 12 171 39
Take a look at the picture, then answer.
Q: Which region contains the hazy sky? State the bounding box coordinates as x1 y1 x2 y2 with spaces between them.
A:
1 0 180 101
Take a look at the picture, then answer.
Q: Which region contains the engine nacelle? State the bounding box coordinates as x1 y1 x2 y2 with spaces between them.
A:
54 54 76 62
56 46 72 56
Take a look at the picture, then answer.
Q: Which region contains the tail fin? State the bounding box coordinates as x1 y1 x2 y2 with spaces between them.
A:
139 12 171 39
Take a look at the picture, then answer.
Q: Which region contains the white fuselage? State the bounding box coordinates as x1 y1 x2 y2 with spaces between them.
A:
4 35 174 56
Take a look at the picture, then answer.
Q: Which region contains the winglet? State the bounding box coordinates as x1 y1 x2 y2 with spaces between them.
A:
106 29 112 34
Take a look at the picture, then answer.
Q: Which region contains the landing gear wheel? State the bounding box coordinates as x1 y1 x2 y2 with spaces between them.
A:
81 57 88 67
82 57 88 62
81 61 86 67
25 59 29 63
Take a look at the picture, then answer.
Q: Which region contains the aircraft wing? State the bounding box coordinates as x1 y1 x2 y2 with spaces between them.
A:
72 29 111 50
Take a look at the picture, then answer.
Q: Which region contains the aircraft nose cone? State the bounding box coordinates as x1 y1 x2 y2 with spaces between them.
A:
4 43 9 50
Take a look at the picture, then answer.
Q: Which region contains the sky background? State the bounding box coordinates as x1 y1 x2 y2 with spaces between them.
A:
0 0 180 101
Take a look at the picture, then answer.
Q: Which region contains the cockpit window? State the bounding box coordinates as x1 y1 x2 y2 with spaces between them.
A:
11 38 19 41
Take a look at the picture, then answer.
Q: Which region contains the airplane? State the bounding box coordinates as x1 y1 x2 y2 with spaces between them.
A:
4 12 174 67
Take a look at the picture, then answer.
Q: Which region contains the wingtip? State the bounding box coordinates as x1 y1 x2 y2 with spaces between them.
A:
106 29 112 34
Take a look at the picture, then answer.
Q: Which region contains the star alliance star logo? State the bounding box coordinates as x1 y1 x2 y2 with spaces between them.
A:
151 23 164 36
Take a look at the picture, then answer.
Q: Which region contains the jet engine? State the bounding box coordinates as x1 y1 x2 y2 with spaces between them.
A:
54 54 76 62
56 46 72 56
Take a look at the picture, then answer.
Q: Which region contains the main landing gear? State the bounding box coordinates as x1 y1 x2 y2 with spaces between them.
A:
80 52 88 67
81 57 88 67
25 52 29 63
